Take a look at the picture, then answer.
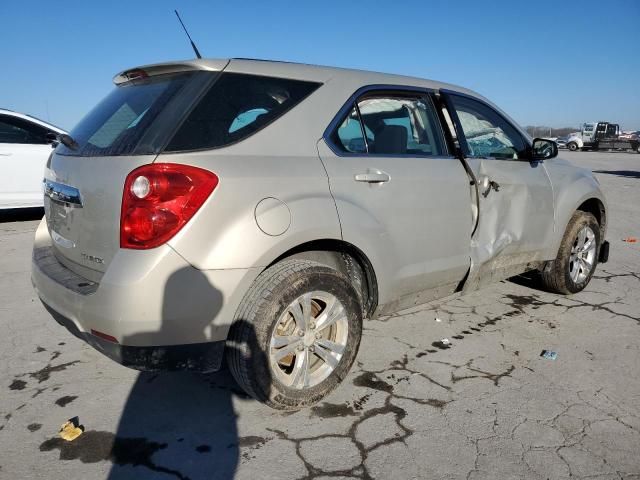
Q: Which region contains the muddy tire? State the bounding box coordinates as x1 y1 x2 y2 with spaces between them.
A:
567 142 578 151
226 259 362 410
541 211 600 294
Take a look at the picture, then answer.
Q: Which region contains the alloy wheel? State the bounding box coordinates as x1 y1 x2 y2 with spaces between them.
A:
569 225 597 283
269 291 349 390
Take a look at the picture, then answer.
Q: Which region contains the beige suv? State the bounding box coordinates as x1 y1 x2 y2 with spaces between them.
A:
32 58 608 409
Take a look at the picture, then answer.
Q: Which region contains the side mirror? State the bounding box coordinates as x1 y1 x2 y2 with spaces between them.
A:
45 132 59 148
531 138 558 160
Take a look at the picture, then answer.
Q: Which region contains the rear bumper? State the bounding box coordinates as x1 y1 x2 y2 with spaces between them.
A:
43 302 225 372
31 218 260 370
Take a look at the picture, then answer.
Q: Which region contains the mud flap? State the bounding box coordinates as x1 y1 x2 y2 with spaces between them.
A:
599 240 609 263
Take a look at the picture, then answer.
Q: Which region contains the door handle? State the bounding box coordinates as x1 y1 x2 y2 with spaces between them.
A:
0 153 12 156
480 176 500 197
354 171 390 183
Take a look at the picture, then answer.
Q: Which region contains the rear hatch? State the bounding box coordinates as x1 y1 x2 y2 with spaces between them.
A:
45 60 227 281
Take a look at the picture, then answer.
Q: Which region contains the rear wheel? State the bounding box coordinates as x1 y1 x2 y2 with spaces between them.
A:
541 211 600 294
226 259 362 410
567 142 578 151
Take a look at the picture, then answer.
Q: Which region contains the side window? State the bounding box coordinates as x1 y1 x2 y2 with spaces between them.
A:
331 92 445 156
335 107 367 153
449 95 526 160
166 73 321 151
0 115 49 144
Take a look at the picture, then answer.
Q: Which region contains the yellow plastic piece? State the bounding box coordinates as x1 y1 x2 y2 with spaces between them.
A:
59 419 84 441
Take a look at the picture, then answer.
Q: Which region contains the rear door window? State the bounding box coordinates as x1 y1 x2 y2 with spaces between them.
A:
331 92 445 156
335 107 367 153
165 73 321 151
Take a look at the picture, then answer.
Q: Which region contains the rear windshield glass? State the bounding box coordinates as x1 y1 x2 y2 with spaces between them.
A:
165 73 321 151
56 72 197 157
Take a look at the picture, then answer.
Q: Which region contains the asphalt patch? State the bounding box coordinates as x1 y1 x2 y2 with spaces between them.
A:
29 361 81 383
9 379 26 391
353 372 394 393
55 395 78 407
311 402 356 418
40 431 188 480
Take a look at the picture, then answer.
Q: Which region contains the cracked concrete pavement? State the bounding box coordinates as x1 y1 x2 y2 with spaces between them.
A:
1 151 639 479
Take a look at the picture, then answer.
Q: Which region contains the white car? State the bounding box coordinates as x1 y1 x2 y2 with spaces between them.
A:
0 109 66 209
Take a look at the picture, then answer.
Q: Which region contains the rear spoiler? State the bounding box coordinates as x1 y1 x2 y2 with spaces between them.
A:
113 59 230 85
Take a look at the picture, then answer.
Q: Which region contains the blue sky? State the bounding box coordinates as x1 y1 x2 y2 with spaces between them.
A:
1 0 638 131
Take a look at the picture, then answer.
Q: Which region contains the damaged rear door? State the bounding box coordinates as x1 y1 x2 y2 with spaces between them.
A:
442 92 554 289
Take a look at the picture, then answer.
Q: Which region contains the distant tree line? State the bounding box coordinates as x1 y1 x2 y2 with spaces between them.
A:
525 126 578 138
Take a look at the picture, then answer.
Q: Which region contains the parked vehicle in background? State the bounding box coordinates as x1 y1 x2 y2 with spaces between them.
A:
0 109 67 209
555 136 568 148
32 58 609 409
619 130 640 140
566 122 640 152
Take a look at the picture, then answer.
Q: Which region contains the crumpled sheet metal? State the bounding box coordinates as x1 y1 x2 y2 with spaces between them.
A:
462 158 550 292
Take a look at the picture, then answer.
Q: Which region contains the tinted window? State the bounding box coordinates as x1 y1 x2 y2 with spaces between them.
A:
166 73 321 151
57 72 198 157
332 93 444 156
335 107 367 153
450 95 526 160
0 115 49 144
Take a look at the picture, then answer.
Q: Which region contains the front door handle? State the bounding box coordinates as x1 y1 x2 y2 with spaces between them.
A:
480 176 500 197
0 153 12 156
354 170 390 183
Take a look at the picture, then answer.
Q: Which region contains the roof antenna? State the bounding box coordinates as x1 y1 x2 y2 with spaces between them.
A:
174 10 202 59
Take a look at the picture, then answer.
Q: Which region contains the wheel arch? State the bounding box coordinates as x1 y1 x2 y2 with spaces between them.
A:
576 197 607 241
266 239 379 319
549 185 607 261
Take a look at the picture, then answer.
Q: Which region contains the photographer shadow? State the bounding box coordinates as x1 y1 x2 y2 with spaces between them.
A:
107 267 267 480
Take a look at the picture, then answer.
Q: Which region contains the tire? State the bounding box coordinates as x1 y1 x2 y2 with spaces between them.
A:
541 211 600 294
567 142 578 151
226 259 362 410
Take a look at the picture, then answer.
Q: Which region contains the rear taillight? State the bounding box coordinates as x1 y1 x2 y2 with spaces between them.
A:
120 164 218 249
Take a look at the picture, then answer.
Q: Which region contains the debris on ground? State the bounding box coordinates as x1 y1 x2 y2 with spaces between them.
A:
435 317 442 323
59 417 84 441
540 350 558 360
622 237 637 243
441 338 450 345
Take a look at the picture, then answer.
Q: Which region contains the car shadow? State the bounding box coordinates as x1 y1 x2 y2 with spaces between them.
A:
593 170 640 179
508 270 546 291
105 267 268 480
0 207 44 223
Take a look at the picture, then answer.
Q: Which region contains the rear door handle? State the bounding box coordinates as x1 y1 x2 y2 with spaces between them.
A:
354 170 390 183
0 153 12 156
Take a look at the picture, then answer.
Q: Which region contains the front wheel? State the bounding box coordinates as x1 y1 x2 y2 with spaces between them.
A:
541 211 600 294
226 259 362 410
567 142 579 151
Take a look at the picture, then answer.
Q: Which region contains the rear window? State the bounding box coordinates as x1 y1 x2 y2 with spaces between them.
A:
165 73 321 152
56 72 205 157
